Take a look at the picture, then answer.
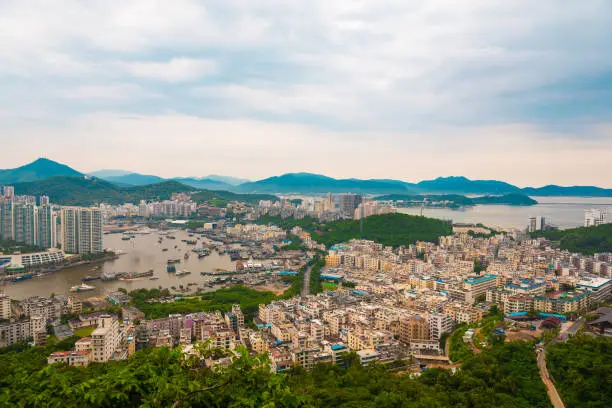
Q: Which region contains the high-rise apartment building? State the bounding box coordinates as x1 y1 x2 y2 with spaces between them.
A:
37 205 57 249
338 194 362 218
527 217 537 233
13 203 37 247
585 208 608 227
39 196 50 206
2 186 14 199
61 207 103 254
0 199 14 240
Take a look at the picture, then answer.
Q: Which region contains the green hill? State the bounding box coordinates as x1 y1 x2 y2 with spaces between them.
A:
532 223 612 255
13 176 277 207
0 158 82 184
256 213 452 247
13 177 193 206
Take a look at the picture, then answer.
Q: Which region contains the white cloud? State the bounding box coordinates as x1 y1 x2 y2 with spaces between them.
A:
56 84 161 101
123 58 217 82
0 1 611 184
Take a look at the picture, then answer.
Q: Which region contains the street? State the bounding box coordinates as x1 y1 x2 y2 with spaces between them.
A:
301 264 313 297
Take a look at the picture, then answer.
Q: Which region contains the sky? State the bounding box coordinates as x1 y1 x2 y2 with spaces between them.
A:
1 0 612 187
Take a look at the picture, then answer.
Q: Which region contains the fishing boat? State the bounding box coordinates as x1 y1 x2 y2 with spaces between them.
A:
119 270 154 280
70 283 96 292
166 265 176 273
121 235 132 241
198 253 208 259
101 272 123 281
176 269 191 276
184 252 190 259
167 259 181 264
149 276 159 280
81 275 101 282
162 248 169 252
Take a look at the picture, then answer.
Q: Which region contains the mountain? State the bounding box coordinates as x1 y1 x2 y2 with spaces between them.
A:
171 177 235 191
94 172 235 191
521 185 612 197
0 158 82 184
204 174 250 186
104 173 165 186
416 176 520 194
88 169 132 178
237 173 414 194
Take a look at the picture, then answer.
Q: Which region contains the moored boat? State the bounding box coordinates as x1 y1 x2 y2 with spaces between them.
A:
70 283 96 292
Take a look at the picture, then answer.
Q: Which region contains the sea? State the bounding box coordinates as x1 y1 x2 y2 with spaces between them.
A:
397 196 612 230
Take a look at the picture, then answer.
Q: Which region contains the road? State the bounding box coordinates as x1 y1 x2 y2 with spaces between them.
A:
537 346 565 408
301 264 313 297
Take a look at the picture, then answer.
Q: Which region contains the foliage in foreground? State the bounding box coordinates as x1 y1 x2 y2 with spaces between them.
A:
547 335 612 408
0 341 550 407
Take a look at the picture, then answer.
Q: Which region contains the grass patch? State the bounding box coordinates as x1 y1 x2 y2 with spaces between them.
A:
73 326 96 338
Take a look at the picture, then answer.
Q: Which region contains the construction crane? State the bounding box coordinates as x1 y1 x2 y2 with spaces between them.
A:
419 197 428 216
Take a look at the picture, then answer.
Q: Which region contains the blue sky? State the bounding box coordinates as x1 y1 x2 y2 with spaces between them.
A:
1 0 611 187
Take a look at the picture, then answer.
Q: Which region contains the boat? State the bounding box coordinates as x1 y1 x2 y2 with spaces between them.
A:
119 270 154 280
12 275 34 282
184 252 190 259
70 283 96 292
101 272 123 281
149 276 159 280
176 269 191 276
81 275 101 282
162 248 169 252
167 235 176 240
121 236 132 241
198 253 208 259
167 259 181 264
166 265 176 273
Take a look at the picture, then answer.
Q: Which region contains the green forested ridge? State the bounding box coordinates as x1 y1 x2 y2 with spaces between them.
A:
532 224 612 255
12 176 277 207
0 340 551 407
547 335 612 408
256 213 452 248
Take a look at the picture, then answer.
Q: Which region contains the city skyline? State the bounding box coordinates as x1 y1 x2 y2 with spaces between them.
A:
1 1 612 186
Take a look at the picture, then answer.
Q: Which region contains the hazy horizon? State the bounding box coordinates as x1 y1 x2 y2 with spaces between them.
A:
1 1 611 187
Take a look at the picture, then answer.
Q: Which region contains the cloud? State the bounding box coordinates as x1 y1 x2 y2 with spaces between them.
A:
122 58 217 83
0 1 611 184
56 84 162 101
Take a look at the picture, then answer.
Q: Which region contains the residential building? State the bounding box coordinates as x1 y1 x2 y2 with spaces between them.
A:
61 207 103 254
91 315 121 363
585 208 608 227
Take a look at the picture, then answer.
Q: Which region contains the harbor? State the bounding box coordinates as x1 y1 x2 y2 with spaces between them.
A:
1 230 236 300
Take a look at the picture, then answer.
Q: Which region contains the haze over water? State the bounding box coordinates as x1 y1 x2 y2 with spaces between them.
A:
398 196 612 230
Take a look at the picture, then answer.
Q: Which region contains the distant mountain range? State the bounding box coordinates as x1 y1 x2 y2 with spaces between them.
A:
88 169 247 190
237 173 612 197
1 159 611 197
